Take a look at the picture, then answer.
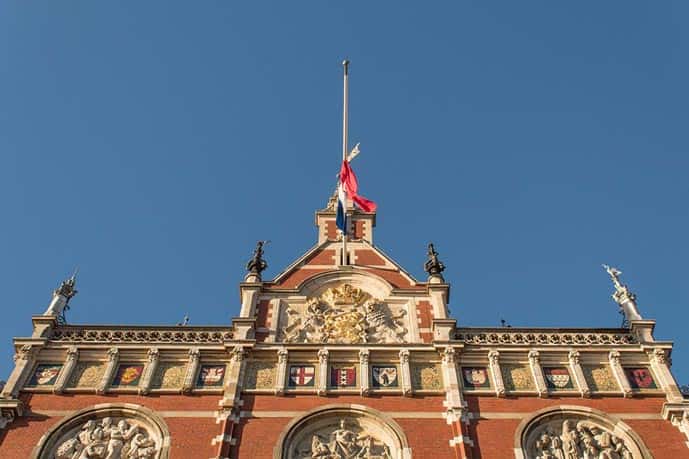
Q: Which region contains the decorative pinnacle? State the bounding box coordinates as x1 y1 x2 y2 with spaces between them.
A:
246 241 269 277
54 269 78 301
602 264 636 304
424 243 446 277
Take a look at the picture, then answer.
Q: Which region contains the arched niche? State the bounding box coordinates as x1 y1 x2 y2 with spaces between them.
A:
514 405 654 459
274 404 411 459
297 270 394 300
31 403 170 459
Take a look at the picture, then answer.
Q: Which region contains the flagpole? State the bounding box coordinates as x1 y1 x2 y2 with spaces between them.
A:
341 59 349 266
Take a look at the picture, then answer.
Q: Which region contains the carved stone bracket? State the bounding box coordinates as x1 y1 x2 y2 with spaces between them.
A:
648 348 685 402
317 349 329 397
97 347 119 394
275 349 289 396
608 350 632 398
53 346 79 394
488 350 505 397
528 350 548 398
182 348 200 394
359 350 370 397
139 348 160 395
399 350 412 397
568 350 590 398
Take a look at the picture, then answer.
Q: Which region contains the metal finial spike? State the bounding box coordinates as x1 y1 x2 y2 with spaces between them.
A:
342 59 349 74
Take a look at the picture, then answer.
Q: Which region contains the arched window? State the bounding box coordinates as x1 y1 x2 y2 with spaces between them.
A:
31 403 170 459
274 404 411 459
514 405 653 459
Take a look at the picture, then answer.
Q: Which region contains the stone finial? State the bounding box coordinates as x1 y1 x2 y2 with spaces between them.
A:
424 243 446 280
55 272 78 300
45 271 79 323
245 241 269 281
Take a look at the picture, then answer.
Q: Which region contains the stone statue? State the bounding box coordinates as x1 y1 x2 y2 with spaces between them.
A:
246 241 269 277
528 418 633 459
424 243 445 277
53 416 158 459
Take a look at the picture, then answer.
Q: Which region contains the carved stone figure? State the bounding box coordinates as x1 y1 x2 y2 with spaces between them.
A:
424 243 445 277
304 419 390 459
526 417 633 459
53 416 159 459
246 241 269 276
282 284 406 344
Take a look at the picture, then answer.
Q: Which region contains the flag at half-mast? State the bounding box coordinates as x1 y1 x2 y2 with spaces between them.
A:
336 145 377 233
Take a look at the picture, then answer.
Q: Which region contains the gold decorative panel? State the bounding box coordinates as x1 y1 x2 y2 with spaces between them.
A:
67 362 104 388
152 362 186 389
583 365 619 392
501 364 535 391
245 361 276 390
411 364 442 391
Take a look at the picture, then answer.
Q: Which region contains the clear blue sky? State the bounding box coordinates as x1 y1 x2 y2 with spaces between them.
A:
1 2 687 385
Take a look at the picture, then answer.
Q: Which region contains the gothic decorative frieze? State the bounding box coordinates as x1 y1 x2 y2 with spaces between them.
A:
280 284 407 344
50 326 233 344
51 416 159 459
456 329 636 346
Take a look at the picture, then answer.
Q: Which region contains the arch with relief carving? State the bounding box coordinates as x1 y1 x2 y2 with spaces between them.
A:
513 405 653 459
296 269 395 300
274 403 411 459
30 403 170 459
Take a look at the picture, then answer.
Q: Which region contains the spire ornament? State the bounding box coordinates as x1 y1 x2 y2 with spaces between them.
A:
424 243 446 280
602 264 643 325
246 241 269 281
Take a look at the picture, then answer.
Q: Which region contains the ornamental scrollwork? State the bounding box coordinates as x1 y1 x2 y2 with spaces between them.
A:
456 330 636 346
281 284 406 344
50 327 233 344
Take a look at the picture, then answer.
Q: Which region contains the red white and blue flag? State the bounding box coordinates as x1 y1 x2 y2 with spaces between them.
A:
336 154 377 233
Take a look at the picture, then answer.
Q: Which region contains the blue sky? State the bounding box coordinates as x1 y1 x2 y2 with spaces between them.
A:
1 2 687 385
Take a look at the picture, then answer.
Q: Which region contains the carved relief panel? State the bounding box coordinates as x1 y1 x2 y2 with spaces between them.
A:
278 284 408 344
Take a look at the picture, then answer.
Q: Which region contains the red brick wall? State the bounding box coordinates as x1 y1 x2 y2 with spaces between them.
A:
355 249 386 266
0 393 221 459
255 299 272 342
416 300 434 343
464 395 687 459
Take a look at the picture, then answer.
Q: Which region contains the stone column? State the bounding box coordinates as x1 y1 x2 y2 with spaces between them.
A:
568 350 590 398
359 350 370 396
53 346 79 394
648 348 684 402
96 348 119 395
216 346 247 459
399 349 412 396
182 348 200 394
488 350 505 397
608 350 632 397
139 348 160 395
528 350 548 398
317 349 329 396
1 345 37 399
442 347 474 459
275 349 288 396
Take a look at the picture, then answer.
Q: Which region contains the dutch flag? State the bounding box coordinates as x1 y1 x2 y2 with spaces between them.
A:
336 158 377 233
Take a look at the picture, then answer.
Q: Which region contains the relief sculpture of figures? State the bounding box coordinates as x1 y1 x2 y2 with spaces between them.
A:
282 284 406 344
306 419 390 459
53 417 158 459
529 419 632 459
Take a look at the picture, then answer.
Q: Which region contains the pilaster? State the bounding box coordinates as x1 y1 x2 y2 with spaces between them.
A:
221 346 247 408
139 347 160 395
608 350 632 398
488 350 505 397
359 349 370 396
399 349 412 396
275 349 288 396
182 347 200 394
528 350 548 398
442 347 473 459
648 348 684 402
53 346 79 394
568 350 590 398
96 347 119 394
317 349 329 397
1 345 37 399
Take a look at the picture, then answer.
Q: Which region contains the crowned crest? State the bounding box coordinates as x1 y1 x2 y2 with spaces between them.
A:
321 284 369 307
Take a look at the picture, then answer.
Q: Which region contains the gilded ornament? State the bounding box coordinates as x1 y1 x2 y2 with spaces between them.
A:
151 363 186 389
501 364 535 391
68 362 105 388
583 365 619 392
245 361 276 390
411 364 442 391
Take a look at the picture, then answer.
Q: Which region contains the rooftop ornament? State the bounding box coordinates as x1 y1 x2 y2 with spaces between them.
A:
424 243 445 281
603 264 643 325
246 240 269 281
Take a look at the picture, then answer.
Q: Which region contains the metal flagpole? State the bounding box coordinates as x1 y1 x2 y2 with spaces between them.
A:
341 59 349 266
